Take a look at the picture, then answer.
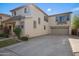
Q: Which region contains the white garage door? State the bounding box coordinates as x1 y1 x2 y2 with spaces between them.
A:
51 27 69 35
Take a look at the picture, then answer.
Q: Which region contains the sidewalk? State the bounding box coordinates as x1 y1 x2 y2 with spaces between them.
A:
0 36 17 41
69 35 79 56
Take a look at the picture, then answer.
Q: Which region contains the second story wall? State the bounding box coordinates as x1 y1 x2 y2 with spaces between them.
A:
48 13 72 27
11 6 32 17
23 5 50 37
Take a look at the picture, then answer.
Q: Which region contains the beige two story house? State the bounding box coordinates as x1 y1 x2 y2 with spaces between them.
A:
2 4 50 38
2 4 72 38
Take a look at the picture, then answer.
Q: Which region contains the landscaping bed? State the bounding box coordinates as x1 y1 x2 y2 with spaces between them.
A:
0 39 20 48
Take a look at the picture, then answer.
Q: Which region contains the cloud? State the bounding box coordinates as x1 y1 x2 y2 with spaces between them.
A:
72 7 79 11
47 8 52 12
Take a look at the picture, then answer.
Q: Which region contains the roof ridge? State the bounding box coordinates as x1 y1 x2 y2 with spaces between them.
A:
10 3 48 16
49 12 72 17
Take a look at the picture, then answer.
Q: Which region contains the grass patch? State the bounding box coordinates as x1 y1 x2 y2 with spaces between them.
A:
0 39 20 48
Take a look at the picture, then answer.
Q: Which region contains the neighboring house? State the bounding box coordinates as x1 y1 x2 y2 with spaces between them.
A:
48 12 72 35
2 4 72 38
0 13 11 34
0 13 10 26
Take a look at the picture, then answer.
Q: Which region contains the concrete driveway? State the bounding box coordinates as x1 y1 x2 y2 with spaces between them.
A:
0 35 73 56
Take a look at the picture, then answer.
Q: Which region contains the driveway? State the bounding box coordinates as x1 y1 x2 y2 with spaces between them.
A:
0 35 73 56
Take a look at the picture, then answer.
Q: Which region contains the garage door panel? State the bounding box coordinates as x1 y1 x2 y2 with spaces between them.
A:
51 28 69 35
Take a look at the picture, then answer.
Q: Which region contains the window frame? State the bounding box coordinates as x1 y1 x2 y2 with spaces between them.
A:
66 16 70 21
14 11 16 16
33 21 37 29
44 16 48 22
44 25 46 30
56 16 67 24
38 17 41 24
24 8 27 13
20 21 24 29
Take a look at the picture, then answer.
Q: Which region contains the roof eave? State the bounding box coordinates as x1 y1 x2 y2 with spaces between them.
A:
49 12 72 17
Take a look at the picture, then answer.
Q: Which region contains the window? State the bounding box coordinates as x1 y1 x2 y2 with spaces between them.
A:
38 17 40 24
20 25 24 28
14 11 16 16
44 16 48 22
33 21 36 28
56 17 58 22
24 8 29 13
44 25 46 30
20 21 24 29
24 8 27 13
59 16 63 22
56 16 67 24
66 16 70 21
0 16 2 19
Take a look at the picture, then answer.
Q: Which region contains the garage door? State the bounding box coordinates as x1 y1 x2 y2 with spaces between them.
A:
51 27 69 35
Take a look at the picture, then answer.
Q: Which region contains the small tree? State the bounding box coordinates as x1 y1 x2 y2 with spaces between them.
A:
72 16 79 29
13 27 22 39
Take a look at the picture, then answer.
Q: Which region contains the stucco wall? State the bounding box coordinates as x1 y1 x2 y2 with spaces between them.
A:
48 13 72 35
12 6 32 17
23 5 50 38
48 14 71 27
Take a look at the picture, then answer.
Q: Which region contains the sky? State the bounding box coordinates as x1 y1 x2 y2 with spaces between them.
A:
0 3 79 15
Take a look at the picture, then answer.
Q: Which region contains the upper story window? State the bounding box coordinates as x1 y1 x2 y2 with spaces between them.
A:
0 16 2 19
33 21 37 29
66 16 70 21
44 16 48 22
13 11 16 16
24 8 30 13
56 16 67 24
38 17 40 24
24 8 27 13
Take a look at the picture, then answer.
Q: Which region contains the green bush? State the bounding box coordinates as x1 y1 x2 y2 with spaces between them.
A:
72 16 79 29
0 33 9 38
0 33 4 37
3 26 10 38
13 27 22 39
3 33 9 38
20 36 28 41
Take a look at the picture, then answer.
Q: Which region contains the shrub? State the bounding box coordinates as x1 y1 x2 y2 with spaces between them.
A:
20 36 28 41
1 26 10 38
13 27 22 39
72 16 79 29
0 33 9 38
3 33 9 38
0 33 4 37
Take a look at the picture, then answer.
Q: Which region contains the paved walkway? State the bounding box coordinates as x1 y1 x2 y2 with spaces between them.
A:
0 35 73 56
69 35 79 56
0 37 16 41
